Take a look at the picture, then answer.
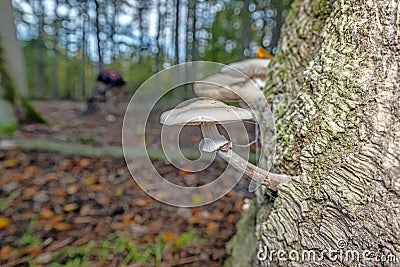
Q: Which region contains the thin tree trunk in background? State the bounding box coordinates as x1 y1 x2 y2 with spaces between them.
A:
38 0 47 97
52 0 61 99
181 0 188 63
137 1 144 63
167 0 174 64
223 3 232 63
81 17 86 98
94 0 103 71
52 52 60 99
186 0 194 62
191 0 197 61
241 0 251 59
172 0 183 102
230 0 400 266
111 0 117 63
30 0 46 98
64 47 72 99
154 0 163 71
174 0 180 64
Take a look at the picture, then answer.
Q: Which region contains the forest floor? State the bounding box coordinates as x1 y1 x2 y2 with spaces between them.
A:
0 100 256 267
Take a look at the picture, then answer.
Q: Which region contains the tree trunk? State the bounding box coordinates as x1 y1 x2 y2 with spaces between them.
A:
241 0 251 58
230 0 400 266
94 0 103 70
154 0 163 71
0 0 45 131
191 0 198 61
0 1 28 98
137 0 144 63
174 0 181 64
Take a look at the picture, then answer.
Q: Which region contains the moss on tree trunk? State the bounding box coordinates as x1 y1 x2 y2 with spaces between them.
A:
230 0 400 266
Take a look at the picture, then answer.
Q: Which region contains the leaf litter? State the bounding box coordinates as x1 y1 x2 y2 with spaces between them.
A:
0 100 255 266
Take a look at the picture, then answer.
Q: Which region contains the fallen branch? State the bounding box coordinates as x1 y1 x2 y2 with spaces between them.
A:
0 138 221 161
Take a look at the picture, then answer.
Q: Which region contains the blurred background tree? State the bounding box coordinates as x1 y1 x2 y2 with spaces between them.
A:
12 0 293 100
0 0 46 137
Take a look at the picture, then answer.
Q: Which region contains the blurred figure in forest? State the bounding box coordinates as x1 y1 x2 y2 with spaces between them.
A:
85 70 126 121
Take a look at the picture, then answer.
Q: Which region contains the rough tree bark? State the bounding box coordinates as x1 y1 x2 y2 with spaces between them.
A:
229 0 400 266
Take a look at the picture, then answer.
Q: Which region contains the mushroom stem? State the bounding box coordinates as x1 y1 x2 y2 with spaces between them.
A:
200 123 229 152
200 124 292 191
217 149 291 191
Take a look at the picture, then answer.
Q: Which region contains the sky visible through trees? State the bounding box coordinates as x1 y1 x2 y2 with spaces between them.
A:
11 0 292 99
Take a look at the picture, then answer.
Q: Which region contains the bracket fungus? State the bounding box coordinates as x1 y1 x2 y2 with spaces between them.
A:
191 51 279 191
193 58 272 103
193 47 273 103
160 99 292 191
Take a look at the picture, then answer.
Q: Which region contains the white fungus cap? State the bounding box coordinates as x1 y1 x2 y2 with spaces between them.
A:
220 58 271 78
193 73 244 101
160 99 254 126
193 58 271 102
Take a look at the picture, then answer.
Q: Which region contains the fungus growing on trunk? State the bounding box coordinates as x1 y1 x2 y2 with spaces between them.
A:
160 99 292 191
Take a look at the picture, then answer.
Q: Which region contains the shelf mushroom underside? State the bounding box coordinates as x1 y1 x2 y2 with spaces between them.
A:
160 99 292 190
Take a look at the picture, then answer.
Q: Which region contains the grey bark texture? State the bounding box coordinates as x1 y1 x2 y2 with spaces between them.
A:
230 0 400 266
0 0 28 97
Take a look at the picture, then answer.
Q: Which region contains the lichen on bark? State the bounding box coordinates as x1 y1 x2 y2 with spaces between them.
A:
234 0 400 266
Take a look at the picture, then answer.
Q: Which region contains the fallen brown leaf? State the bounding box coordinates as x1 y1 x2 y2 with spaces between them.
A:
64 203 79 212
53 222 73 231
24 165 39 176
95 196 111 206
20 245 42 256
73 216 93 224
22 186 39 199
132 198 152 207
39 209 54 219
162 232 178 243
79 158 91 167
204 222 219 234
0 246 13 260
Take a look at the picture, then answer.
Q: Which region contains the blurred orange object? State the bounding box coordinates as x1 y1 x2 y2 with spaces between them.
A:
256 46 274 59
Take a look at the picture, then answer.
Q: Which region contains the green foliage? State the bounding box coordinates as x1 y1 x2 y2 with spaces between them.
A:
111 234 157 264
46 230 202 266
153 236 166 266
53 241 95 267
17 216 42 247
224 199 257 267
0 191 20 212
76 135 97 144
23 41 158 100
204 2 250 63
173 229 201 249
24 41 96 100
0 121 18 137
16 0 295 101
0 98 18 136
